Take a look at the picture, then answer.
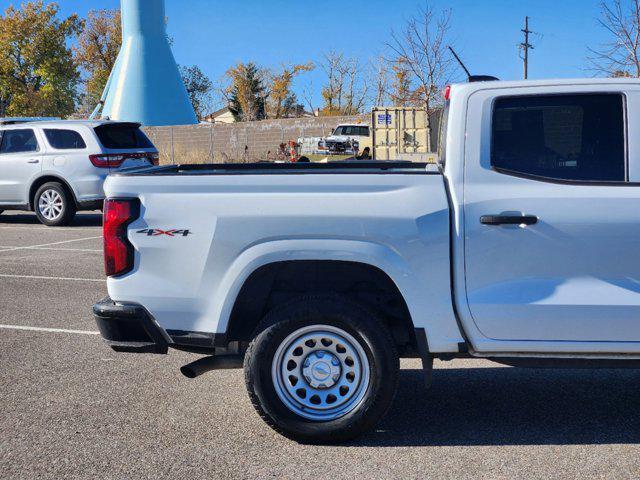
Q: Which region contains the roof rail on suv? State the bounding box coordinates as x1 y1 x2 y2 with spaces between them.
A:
0 117 61 125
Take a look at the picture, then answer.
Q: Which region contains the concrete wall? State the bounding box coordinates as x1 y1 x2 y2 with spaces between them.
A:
144 114 368 164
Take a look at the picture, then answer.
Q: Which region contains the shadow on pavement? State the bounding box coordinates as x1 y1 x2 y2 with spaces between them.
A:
0 212 102 227
355 366 640 447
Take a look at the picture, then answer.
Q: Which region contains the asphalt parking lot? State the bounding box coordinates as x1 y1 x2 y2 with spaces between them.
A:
1 210 640 479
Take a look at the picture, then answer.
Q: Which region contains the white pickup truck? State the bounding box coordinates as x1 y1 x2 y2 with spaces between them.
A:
93 78 640 444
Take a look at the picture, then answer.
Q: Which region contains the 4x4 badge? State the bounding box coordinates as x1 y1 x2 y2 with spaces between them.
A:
137 229 192 237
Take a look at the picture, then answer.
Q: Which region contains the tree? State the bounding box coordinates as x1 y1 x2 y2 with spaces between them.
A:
266 62 314 119
226 62 267 122
74 9 121 111
370 55 391 107
318 51 368 116
386 3 456 150
389 58 413 106
0 1 81 117
180 65 213 121
589 0 640 77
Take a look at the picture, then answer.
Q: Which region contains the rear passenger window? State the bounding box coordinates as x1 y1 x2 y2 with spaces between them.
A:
44 129 86 150
491 94 625 182
0 129 39 154
94 124 153 149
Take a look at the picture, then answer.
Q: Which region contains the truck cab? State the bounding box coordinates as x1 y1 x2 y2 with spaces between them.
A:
443 78 640 354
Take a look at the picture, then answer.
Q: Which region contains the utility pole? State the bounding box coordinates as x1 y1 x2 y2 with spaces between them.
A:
520 16 533 79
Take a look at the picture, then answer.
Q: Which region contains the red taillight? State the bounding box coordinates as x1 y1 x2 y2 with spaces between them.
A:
90 152 159 168
443 85 451 101
90 154 126 168
103 199 139 277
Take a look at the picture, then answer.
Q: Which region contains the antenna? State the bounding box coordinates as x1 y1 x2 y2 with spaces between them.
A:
448 46 472 79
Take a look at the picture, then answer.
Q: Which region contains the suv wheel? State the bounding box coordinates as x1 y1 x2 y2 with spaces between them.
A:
244 295 399 444
34 182 76 227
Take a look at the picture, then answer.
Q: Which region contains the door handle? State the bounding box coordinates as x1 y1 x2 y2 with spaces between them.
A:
27 159 39 164
480 214 538 226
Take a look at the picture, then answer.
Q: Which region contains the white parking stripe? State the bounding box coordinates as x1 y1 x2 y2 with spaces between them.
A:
0 324 99 335
0 226 101 231
0 274 104 282
0 246 101 253
0 236 102 253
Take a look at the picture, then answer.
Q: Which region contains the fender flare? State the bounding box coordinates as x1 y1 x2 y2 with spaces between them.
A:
209 238 422 336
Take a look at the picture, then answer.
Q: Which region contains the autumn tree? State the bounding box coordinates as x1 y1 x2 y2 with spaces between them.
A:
227 62 267 122
318 51 368 116
389 59 413 106
0 1 81 117
180 65 213 121
589 0 640 77
74 9 121 111
386 3 456 150
266 62 314 119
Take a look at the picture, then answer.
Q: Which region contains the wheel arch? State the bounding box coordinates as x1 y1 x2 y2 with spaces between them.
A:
214 239 424 356
29 175 78 210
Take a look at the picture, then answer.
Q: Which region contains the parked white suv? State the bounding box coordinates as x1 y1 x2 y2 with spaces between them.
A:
0 119 159 226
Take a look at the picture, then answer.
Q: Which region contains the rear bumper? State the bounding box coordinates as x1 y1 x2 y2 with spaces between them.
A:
77 199 103 211
93 297 169 354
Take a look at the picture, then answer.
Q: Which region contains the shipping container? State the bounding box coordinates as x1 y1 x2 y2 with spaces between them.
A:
371 107 439 162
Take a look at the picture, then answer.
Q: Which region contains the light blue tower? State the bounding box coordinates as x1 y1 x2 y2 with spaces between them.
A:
94 0 197 126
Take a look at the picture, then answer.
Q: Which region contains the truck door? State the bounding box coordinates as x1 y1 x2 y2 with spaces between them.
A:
463 89 640 343
0 128 42 205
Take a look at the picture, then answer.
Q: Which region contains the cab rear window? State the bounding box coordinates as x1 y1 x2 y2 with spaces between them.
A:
94 124 154 149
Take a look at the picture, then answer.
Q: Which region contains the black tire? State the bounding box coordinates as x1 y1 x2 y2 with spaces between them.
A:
33 182 76 227
244 295 399 444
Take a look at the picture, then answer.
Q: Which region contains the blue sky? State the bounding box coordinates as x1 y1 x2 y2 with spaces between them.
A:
1 0 612 108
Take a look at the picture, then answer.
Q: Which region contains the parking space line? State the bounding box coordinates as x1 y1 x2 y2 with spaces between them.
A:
0 236 102 253
0 274 104 282
0 324 99 335
0 226 102 231
0 246 102 253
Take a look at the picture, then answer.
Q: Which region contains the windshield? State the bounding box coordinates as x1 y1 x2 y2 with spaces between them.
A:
333 126 369 136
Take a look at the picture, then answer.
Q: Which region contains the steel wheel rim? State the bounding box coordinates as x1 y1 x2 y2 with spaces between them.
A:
38 189 63 221
271 324 370 421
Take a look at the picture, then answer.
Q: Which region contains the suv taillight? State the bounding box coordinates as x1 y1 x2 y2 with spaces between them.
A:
90 152 160 168
103 199 140 277
90 154 126 168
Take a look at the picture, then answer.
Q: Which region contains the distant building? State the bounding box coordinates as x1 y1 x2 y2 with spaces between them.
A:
204 105 317 124
205 107 236 124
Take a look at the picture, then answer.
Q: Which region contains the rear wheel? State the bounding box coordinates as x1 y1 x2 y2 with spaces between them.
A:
244 295 399 444
34 182 76 227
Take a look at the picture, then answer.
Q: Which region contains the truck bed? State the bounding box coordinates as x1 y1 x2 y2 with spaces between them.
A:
113 161 436 177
